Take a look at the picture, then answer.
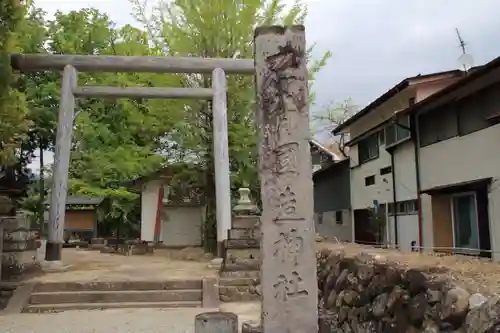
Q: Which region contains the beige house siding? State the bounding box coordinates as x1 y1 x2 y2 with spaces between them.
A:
419 123 500 261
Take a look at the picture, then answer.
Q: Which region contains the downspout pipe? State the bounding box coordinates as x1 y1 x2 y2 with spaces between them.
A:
412 114 424 251
389 150 398 248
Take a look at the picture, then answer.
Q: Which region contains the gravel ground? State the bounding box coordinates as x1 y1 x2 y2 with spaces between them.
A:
0 303 261 333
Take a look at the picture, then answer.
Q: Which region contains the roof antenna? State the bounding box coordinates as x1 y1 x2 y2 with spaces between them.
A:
456 28 473 73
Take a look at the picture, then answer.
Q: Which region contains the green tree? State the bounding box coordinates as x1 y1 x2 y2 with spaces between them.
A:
43 8 188 235
15 3 57 230
0 0 30 166
132 0 332 251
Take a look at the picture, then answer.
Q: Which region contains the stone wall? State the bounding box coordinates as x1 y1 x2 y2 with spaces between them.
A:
317 248 500 333
1 214 40 281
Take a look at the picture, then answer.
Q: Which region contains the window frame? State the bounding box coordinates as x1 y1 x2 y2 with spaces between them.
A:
335 211 343 225
365 175 375 187
358 132 380 164
388 199 418 216
380 166 392 175
385 115 412 148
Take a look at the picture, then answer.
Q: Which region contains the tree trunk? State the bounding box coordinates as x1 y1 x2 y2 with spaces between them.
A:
204 165 217 255
38 144 45 235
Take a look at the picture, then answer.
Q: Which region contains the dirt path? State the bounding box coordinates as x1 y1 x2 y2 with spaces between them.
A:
32 248 217 282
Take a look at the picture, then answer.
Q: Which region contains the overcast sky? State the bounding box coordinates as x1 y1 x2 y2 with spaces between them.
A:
30 0 500 171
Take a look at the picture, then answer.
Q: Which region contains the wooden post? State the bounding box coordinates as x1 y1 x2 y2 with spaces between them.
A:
46 65 77 262
254 25 318 333
212 68 231 256
194 312 238 333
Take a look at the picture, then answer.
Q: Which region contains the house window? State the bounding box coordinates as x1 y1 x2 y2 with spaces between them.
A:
388 199 418 215
388 203 394 215
457 91 493 136
379 130 385 145
365 175 375 186
335 211 343 225
385 115 411 147
380 166 392 175
358 133 379 163
419 105 458 147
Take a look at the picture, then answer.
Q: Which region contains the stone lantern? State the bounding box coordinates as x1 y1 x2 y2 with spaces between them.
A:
233 187 260 216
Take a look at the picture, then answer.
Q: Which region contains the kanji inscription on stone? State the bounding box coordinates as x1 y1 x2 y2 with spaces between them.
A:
277 186 297 219
276 143 299 176
255 25 318 333
273 228 303 266
273 271 309 302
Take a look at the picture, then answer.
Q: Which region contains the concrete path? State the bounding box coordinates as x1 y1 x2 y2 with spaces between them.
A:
0 302 261 333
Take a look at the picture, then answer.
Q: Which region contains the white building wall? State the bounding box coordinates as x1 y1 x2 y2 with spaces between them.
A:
350 143 393 210
393 141 417 201
392 141 420 251
419 123 500 261
140 180 162 242
161 205 204 246
387 215 419 252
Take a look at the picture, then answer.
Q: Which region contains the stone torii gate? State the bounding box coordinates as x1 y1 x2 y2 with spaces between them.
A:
11 25 318 333
12 57 243 260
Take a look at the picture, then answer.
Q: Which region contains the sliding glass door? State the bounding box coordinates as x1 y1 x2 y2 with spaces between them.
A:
451 192 480 255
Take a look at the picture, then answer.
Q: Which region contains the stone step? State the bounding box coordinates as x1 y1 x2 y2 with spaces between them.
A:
232 216 260 229
228 228 260 240
22 301 201 313
0 290 14 310
29 289 202 305
225 248 260 261
32 280 201 293
0 282 19 310
223 262 259 271
226 239 259 249
219 277 260 287
219 286 261 302
219 270 260 279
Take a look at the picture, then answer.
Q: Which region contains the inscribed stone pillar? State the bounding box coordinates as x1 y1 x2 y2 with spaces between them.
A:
254 25 318 333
